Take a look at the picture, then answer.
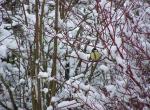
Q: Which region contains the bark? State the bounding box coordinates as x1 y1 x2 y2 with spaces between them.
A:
59 0 65 19
48 0 59 106
32 0 42 110
40 0 47 72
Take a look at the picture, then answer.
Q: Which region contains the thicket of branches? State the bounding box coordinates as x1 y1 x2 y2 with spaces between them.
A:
0 0 149 110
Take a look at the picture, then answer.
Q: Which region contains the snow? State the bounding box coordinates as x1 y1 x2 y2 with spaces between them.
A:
105 85 116 97
26 13 36 23
42 88 48 94
30 0 35 4
44 5 49 14
7 40 18 49
57 100 80 109
143 107 149 110
146 7 150 14
38 72 49 78
47 106 53 110
0 45 8 58
100 0 107 6
47 1 55 5
73 92 104 110
115 37 122 47
6 101 13 109
116 55 126 67
124 0 130 7
18 78 26 84
84 35 97 41
58 18 64 29
20 0 23 2
102 49 108 56
70 51 90 61
10 87 15 92
18 108 24 110
66 79 95 92
48 77 54 81
71 74 84 80
66 20 76 31
57 33 63 39
47 68 52 73
110 45 117 58
51 96 59 102
35 59 39 64
99 65 109 73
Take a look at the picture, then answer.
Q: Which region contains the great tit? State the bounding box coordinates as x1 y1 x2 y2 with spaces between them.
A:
90 48 101 61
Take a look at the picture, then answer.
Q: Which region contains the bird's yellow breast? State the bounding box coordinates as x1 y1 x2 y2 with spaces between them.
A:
90 51 101 61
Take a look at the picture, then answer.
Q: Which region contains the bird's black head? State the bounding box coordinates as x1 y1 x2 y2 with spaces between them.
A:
92 48 98 52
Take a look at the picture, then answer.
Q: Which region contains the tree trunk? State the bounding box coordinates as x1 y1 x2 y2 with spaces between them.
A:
48 0 59 106
32 0 42 110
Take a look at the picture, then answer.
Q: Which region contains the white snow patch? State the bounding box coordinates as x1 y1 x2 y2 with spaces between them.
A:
47 1 55 5
146 7 150 14
124 0 130 7
116 56 125 65
66 20 76 30
105 85 116 97
110 45 117 57
48 77 55 81
99 65 109 73
30 0 35 4
58 18 63 29
70 51 90 60
38 72 49 78
47 68 52 73
57 100 80 109
100 0 107 6
0 45 8 58
19 78 26 84
51 96 59 102
71 74 84 80
44 5 49 14
82 35 97 41
66 79 95 92
102 49 108 56
6 101 13 108
70 51 78 57
57 33 63 38
35 59 40 64
7 40 18 49
116 80 126 87
42 88 48 94
26 13 36 23
10 87 15 92
47 106 53 110
115 37 122 47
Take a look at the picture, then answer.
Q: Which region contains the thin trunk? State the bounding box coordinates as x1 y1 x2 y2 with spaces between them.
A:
31 84 37 110
39 0 46 109
32 0 42 110
35 0 42 108
40 0 47 72
60 0 65 19
22 2 28 26
48 0 59 106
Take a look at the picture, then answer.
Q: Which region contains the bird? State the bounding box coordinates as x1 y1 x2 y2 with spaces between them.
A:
90 48 101 61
